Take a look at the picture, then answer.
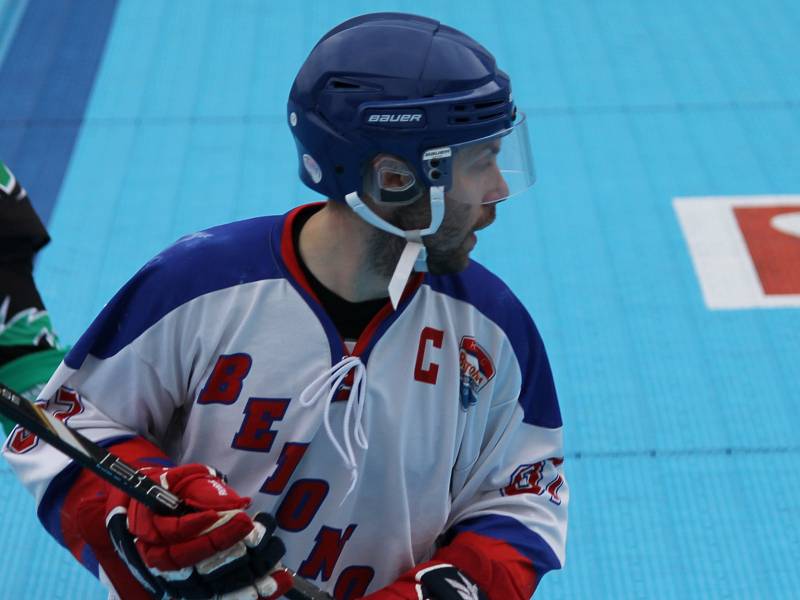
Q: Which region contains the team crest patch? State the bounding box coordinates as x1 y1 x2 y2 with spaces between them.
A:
458 336 495 410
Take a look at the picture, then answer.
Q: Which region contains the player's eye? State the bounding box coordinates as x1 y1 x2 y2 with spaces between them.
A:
476 153 499 172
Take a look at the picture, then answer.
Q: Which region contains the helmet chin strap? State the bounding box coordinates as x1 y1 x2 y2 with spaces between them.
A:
345 186 445 309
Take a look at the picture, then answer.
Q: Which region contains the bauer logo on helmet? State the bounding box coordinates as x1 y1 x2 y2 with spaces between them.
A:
364 110 426 127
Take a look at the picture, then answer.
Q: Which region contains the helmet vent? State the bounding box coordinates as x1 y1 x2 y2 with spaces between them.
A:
473 99 505 110
451 99 506 112
477 110 506 121
448 99 510 125
327 78 367 90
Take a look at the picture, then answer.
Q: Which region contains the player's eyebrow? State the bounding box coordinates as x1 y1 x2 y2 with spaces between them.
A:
479 140 501 155
462 140 501 162
474 142 501 162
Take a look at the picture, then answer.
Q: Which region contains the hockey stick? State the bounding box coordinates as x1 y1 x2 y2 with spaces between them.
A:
0 383 332 600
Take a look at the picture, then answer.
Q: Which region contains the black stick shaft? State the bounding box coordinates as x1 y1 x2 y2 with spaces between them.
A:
0 384 333 600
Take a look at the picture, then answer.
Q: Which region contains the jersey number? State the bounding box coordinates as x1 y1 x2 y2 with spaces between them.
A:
7 388 84 454
502 457 564 505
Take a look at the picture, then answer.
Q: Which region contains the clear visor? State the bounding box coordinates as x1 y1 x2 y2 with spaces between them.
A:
449 111 535 205
363 112 535 206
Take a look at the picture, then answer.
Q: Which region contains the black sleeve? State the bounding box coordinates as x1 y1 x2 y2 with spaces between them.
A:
0 162 51 261
1 162 55 364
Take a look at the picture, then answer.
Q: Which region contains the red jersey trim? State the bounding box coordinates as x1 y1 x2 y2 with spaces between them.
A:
352 273 423 356
280 203 326 305
278 203 425 358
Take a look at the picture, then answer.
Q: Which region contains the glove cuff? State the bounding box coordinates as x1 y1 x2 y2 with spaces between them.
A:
60 436 173 599
432 531 537 600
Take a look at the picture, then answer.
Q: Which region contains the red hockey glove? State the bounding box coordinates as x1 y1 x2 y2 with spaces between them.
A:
104 463 290 599
363 528 536 600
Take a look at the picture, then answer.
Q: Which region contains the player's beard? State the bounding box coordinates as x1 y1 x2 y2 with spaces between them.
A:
368 196 478 278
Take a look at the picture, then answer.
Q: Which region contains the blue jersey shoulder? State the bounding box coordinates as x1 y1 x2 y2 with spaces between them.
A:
66 216 285 367
426 259 521 319
426 260 562 429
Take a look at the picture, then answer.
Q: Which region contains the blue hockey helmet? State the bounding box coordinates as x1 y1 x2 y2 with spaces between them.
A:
287 12 534 204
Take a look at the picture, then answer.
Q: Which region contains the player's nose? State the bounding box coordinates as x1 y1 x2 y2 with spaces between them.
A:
481 166 510 204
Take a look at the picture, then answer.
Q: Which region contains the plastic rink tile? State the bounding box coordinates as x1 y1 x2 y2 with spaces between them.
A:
0 0 28 64
0 0 798 599
539 450 800 599
0 0 118 225
0 469 103 597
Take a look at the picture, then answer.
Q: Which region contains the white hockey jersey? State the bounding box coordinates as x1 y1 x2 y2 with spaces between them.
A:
3 204 568 597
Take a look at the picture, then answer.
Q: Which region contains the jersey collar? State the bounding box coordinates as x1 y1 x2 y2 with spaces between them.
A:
274 203 424 360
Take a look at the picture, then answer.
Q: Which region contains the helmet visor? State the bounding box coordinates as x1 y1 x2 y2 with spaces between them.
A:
449 111 535 205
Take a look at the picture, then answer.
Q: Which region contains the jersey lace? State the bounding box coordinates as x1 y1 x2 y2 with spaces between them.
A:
298 355 368 499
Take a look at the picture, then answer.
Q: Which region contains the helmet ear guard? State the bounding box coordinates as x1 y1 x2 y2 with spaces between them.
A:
364 156 425 205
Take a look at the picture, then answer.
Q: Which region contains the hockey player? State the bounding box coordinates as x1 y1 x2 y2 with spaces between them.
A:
0 161 68 435
3 13 568 600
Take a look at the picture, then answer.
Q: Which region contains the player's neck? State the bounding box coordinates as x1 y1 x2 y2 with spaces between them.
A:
298 203 392 303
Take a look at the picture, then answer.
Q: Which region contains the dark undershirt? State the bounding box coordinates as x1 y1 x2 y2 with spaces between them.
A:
292 207 388 340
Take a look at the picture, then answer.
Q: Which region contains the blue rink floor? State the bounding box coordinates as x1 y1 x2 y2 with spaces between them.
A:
1 0 799 598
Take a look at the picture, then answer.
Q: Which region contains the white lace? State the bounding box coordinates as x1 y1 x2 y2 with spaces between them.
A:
298 355 368 499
